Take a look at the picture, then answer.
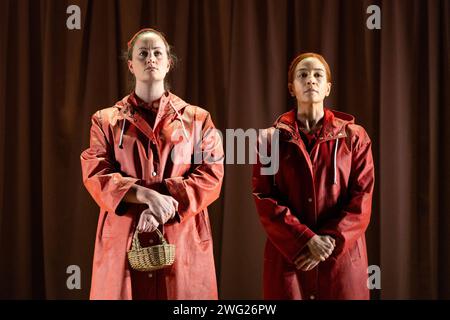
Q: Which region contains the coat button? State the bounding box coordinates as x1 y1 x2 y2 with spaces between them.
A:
308 198 313 203
151 171 157 177
148 273 153 278
149 239 154 244
310 294 315 300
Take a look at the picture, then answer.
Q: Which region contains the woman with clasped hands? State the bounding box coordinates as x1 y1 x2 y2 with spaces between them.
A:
253 52 374 300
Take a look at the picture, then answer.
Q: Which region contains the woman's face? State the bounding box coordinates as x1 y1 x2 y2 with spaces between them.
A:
127 32 170 85
289 57 331 104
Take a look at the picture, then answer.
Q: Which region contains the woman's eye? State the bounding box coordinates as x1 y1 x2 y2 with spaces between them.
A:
315 73 323 77
139 51 148 57
154 51 162 56
299 73 307 78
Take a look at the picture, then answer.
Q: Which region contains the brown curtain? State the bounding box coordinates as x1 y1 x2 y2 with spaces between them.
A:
0 0 448 299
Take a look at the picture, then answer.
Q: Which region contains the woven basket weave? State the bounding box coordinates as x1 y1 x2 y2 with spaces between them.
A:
127 229 175 272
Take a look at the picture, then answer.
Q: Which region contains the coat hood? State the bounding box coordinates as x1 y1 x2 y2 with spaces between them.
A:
115 91 190 113
274 108 355 141
114 92 190 148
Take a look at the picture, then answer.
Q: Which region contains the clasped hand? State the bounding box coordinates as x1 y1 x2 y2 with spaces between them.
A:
294 235 336 271
136 190 179 233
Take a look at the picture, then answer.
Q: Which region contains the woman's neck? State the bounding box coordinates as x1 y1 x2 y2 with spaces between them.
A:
296 102 324 132
134 81 165 104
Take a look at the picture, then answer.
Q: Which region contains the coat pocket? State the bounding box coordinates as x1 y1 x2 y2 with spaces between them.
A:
194 210 212 242
349 238 362 262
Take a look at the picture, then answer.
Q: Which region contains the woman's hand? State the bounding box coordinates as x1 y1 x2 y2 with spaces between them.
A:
124 185 179 232
136 209 159 233
294 235 335 271
294 251 322 271
306 235 336 261
141 189 178 222
135 190 179 232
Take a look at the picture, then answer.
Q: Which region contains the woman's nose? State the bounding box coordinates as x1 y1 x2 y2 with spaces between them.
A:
146 54 156 64
307 76 316 85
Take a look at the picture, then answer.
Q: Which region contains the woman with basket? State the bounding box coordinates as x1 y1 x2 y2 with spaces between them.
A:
252 52 375 299
81 28 224 300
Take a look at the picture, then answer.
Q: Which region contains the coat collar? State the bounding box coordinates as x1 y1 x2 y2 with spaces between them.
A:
115 92 189 141
117 91 189 114
275 108 354 142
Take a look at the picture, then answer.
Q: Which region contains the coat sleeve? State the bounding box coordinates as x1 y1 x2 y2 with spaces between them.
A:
318 130 375 260
80 111 139 214
252 128 316 263
163 112 224 222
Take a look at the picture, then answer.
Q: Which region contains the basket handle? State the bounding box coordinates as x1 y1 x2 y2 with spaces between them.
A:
131 228 167 250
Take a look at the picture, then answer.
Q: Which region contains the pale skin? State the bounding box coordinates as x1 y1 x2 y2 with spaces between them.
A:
288 57 331 132
288 57 336 270
123 32 178 233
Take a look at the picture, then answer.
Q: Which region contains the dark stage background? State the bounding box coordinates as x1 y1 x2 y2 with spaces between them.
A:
0 0 449 299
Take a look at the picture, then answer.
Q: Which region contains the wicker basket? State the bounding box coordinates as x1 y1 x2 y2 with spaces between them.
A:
127 229 175 272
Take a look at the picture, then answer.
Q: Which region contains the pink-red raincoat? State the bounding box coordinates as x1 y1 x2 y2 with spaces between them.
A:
253 108 374 300
81 92 224 299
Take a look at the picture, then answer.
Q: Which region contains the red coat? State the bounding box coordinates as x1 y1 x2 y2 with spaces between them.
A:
252 108 374 300
80 92 224 300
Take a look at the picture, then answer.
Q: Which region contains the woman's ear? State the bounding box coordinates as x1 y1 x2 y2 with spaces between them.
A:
325 82 332 96
288 83 295 97
127 60 134 74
